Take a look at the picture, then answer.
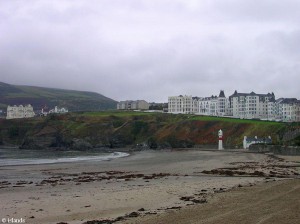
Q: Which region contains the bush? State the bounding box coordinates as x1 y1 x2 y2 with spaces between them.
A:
132 121 149 136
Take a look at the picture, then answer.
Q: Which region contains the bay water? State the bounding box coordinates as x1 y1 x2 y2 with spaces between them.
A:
0 147 129 166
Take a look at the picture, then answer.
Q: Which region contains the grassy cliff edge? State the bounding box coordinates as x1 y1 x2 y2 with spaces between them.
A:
0 111 298 150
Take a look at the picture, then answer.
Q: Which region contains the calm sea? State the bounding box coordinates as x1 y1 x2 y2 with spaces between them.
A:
0 147 129 166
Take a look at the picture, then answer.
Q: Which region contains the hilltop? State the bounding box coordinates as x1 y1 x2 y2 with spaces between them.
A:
0 82 117 111
0 111 299 150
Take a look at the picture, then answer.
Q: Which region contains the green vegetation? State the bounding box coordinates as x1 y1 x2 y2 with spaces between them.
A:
0 81 117 111
82 111 148 117
0 111 298 149
189 114 284 125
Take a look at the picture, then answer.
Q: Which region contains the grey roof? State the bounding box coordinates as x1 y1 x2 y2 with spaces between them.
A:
229 91 275 100
280 98 298 104
268 98 276 103
219 90 225 98
200 95 218 100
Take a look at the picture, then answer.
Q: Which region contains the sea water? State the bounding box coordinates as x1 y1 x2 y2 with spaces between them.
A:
0 147 129 166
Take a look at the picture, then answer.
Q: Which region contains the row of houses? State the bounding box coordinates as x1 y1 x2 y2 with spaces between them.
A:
40 106 69 116
168 90 300 122
6 105 68 119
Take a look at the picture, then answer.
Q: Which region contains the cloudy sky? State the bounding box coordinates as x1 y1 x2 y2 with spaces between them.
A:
1 0 300 102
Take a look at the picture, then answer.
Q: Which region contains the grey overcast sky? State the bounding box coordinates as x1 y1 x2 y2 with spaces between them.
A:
1 0 300 102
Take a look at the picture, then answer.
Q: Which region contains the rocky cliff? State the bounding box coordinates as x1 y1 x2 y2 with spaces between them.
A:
0 112 298 150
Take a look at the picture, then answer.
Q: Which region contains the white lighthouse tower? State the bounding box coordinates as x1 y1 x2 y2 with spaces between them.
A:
218 129 223 150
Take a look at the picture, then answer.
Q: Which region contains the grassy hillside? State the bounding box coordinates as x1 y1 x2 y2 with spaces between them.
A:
0 82 117 111
0 111 298 150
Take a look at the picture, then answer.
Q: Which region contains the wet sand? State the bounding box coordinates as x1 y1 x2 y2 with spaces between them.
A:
128 179 300 224
0 149 299 224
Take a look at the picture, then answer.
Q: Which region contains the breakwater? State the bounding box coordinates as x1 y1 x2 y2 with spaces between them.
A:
249 145 300 155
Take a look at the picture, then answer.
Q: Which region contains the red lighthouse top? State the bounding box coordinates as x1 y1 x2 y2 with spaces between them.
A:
218 129 223 140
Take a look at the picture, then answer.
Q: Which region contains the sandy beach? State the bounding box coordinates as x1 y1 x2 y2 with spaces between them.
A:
0 149 299 224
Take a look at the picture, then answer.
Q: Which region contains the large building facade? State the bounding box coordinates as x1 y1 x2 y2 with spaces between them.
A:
229 91 275 119
6 104 35 119
168 90 300 122
275 98 300 122
168 95 193 114
117 100 149 110
168 91 230 116
198 90 229 116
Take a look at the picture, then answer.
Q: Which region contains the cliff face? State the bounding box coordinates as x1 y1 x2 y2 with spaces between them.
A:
0 112 296 150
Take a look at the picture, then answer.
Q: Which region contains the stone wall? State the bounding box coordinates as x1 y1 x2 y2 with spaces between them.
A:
249 144 300 155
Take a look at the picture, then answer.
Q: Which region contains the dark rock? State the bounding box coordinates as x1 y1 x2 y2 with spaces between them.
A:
83 220 113 224
126 212 139 217
166 206 181 210
145 211 157 215
19 137 44 150
94 142 109 149
147 137 158 149
180 196 194 201
114 216 124 222
223 170 234 176
70 138 92 151
50 133 71 148
108 135 129 148
252 171 266 177
191 198 207 204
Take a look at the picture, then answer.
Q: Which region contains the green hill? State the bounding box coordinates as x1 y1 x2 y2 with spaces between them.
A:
0 111 299 150
0 82 117 111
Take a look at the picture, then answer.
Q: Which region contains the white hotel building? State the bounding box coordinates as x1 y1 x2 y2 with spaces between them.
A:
6 104 35 119
198 90 229 116
271 98 300 122
168 90 300 122
168 91 229 116
229 91 275 119
168 95 194 114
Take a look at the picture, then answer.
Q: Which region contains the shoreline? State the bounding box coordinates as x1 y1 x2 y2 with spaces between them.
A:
0 149 131 167
0 150 299 224
0 148 250 168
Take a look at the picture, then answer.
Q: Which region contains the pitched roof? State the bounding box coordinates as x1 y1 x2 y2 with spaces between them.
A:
280 98 298 104
219 90 225 97
229 91 275 99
